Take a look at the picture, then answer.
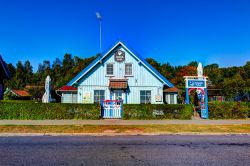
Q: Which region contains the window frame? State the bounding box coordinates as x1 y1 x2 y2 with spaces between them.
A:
106 63 114 76
169 94 175 104
140 90 151 104
94 90 105 103
125 63 133 76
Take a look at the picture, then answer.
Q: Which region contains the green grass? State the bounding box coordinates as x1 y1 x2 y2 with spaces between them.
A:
0 124 249 134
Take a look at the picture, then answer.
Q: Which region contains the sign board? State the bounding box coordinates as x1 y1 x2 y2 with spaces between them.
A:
114 50 125 62
187 80 205 88
83 91 91 103
155 95 162 102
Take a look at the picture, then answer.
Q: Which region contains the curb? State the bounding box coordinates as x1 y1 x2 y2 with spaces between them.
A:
0 132 249 137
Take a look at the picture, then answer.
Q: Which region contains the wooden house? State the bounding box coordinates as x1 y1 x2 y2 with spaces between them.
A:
58 41 178 104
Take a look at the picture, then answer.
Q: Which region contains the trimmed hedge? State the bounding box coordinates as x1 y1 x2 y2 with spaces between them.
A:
208 102 249 119
122 104 193 120
0 101 193 120
0 102 100 120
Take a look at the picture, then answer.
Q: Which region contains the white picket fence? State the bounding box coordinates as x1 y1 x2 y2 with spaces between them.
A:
101 100 122 118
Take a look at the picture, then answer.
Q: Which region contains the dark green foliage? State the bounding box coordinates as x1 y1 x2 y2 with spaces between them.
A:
208 102 249 119
122 104 193 120
0 102 100 120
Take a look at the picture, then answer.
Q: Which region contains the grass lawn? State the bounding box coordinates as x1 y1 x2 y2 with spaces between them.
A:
0 124 249 134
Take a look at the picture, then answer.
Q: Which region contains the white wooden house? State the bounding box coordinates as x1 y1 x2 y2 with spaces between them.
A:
58 41 179 104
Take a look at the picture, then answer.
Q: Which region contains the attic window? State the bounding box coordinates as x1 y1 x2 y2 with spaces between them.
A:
125 63 132 75
106 63 114 75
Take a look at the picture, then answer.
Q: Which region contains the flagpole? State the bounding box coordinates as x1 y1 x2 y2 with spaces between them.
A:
96 12 102 54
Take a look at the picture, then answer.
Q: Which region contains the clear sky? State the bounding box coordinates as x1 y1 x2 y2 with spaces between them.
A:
0 0 249 70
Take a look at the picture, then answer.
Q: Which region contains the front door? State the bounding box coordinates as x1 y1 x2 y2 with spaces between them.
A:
112 90 124 101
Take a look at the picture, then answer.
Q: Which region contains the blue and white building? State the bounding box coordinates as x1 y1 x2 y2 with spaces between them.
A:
60 41 179 104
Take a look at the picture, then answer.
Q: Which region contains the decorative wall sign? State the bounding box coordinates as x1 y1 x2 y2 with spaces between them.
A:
83 91 91 103
114 50 125 62
155 95 162 102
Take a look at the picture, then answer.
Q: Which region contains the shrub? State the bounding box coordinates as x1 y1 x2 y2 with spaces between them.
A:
208 102 249 119
0 102 100 120
122 104 193 120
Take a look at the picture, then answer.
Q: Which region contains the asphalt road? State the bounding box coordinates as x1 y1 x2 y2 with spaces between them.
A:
0 135 249 166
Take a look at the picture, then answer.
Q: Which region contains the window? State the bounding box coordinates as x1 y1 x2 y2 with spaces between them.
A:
125 63 132 75
94 90 105 103
140 90 151 104
170 94 175 104
106 64 114 75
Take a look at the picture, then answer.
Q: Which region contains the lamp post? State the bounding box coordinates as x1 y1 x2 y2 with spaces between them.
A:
96 12 102 54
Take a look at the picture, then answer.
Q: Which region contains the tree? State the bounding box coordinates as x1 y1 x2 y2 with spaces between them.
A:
222 74 246 99
161 62 175 80
14 61 26 89
188 61 198 67
204 63 223 86
62 53 74 75
52 58 62 88
146 58 161 71
24 60 33 84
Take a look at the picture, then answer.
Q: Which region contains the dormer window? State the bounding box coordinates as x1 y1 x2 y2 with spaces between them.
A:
125 63 132 76
106 63 114 75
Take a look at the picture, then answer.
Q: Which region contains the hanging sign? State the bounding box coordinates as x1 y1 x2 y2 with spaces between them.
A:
114 50 125 62
187 80 205 88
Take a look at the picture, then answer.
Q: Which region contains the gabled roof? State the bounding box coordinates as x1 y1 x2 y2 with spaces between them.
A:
163 87 180 93
0 55 10 79
67 41 174 87
57 86 77 91
11 90 31 97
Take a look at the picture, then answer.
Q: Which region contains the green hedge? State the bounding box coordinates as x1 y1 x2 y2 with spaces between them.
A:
0 101 193 120
0 102 100 120
208 102 249 119
122 104 193 120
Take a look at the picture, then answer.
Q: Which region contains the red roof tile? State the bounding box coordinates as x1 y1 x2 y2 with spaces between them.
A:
12 90 31 97
57 86 77 91
163 87 180 93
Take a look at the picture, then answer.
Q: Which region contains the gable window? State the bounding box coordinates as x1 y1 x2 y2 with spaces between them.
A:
106 64 114 75
125 63 132 75
140 90 151 104
94 90 105 103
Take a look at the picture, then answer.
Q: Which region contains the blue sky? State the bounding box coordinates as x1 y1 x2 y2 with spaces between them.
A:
0 0 249 70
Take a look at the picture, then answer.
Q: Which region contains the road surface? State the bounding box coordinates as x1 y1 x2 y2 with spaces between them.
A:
0 135 249 165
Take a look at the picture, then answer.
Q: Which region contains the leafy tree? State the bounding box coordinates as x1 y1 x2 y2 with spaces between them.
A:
146 58 161 71
188 61 198 67
14 61 26 89
24 60 33 84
